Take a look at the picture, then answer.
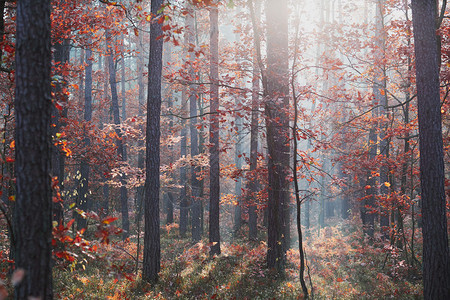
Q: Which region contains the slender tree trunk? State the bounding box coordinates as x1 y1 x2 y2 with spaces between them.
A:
185 5 202 242
411 0 450 298
179 98 188 237
374 0 390 238
77 46 93 231
136 33 145 228
364 120 378 238
233 8 244 236
166 94 174 225
52 38 70 225
233 94 243 237
396 1 413 250
142 0 163 283
247 0 262 241
99 43 111 216
248 58 260 241
106 31 130 239
13 0 53 297
209 5 221 256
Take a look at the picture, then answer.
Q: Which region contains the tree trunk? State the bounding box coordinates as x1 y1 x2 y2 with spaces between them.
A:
411 0 450 298
166 94 174 225
265 0 290 271
233 94 243 237
179 107 188 237
209 5 221 256
77 46 93 231
248 57 260 241
185 5 202 242
106 31 130 239
52 38 70 225
374 0 390 238
142 0 163 283
13 0 53 297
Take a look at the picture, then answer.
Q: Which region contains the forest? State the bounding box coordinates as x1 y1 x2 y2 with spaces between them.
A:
0 0 449 299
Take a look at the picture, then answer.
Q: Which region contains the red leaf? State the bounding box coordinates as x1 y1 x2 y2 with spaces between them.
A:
102 217 118 224
66 219 75 229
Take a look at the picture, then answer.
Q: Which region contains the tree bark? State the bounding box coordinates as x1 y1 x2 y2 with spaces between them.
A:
52 38 70 225
106 31 130 239
186 5 202 242
179 102 188 237
13 0 53 297
374 0 390 238
248 57 260 241
209 5 221 256
265 0 290 271
142 0 163 283
77 46 93 231
411 0 450 298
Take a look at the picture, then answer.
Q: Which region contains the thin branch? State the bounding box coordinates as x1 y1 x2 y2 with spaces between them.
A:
437 0 447 28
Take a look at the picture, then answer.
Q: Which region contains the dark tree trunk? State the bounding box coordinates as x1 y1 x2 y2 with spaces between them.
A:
136 33 145 227
265 0 290 271
374 0 390 238
364 125 377 238
396 1 413 250
186 5 202 242
77 47 93 231
13 0 53 298
143 0 163 283
411 0 450 298
101 46 111 216
179 101 188 237
107 31 130 239
233 94 243 236
233 12 244 235
52 38 70 225
209 6 221 256
248 58 259 241
121 34 127 122
166 94 174 225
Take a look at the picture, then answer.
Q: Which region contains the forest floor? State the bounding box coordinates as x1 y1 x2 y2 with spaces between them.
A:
46 221 423 300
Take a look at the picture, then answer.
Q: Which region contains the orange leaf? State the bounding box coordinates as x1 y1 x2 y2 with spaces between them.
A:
336 277 343 282
102 217 118 224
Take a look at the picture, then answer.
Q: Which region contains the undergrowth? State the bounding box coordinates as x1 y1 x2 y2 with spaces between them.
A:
47 222 423 300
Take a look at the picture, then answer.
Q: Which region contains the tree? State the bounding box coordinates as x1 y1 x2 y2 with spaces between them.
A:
186 4 202 242
106 30 130 240
411 0 450 298
265 0 290 271
77 45 93 231
248 50 260 241
209 4 221 256
143 0 164 283
13 0 53 298
52 37 70 225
